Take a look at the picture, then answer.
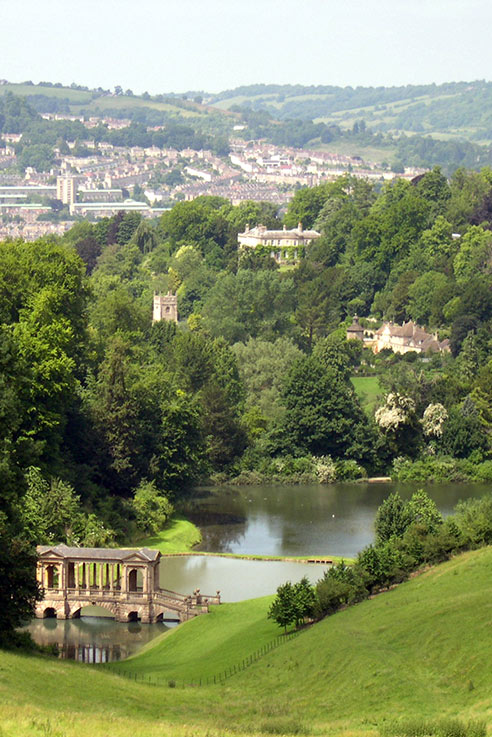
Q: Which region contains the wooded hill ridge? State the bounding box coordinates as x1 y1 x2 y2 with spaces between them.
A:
3 79 492 171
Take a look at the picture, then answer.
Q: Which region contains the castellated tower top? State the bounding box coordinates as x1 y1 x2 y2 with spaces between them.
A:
153 292 178 323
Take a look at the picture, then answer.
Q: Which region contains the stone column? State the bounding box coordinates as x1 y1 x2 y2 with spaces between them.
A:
98 563 103 590
121 565 127 593
60 561 66 590
74 563 79 590
109 564 114 591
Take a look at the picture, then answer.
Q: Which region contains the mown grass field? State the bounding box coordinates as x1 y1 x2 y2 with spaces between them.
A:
112 595 278 681
314 139 396 163
1 547 491 736
351 376 382 415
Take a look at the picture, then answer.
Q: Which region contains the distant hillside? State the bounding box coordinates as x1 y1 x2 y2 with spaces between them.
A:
206 80 492 171
0 82 234 135
3 79 492 171
209 80 492 142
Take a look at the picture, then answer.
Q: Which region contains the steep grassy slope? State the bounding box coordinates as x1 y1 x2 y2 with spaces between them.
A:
0 547 490 736
111 595 279 681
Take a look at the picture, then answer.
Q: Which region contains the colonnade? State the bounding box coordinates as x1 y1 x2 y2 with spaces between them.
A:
37 561 151 593
35 545 217 623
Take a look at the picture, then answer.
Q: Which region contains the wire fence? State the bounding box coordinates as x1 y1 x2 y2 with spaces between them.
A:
102 630 301 688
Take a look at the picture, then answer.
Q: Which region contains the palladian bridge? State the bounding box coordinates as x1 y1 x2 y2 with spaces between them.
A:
36 544 220 623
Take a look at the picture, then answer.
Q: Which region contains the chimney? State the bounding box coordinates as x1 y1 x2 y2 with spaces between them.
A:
298 221 303 232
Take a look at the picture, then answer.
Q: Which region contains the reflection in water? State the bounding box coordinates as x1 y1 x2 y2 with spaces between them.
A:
182 481 487 558
25 615 170 662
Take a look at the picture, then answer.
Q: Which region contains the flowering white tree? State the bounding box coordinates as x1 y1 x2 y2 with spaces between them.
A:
422 403 448 438
375 393 416 432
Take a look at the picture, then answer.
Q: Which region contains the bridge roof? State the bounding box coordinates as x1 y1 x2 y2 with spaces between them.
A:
37 544 160 563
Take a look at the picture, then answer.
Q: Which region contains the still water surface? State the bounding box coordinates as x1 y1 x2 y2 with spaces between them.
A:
27 611 172 662
28 481 488 660
183 480 487 558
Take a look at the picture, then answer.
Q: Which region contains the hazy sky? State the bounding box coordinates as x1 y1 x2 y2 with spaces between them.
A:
2 0 492 94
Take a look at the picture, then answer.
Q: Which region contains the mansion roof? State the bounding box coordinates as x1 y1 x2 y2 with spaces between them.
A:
375 321 450 353
238 223 320 241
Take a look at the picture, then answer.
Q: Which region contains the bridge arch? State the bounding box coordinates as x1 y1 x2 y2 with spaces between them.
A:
155 610 180 623
68 600 119 619
153 603 186 622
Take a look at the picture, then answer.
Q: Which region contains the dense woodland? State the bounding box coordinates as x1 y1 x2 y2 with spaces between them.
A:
1 166 492 639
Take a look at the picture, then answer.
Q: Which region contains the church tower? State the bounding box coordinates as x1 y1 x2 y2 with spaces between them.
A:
153 292 178 323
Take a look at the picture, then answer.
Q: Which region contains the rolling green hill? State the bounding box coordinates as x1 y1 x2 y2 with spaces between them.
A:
0 82 225 126
209 80 492 143
0 547 490 736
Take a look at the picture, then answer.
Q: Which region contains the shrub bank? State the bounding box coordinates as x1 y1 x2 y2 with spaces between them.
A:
269 490 492 629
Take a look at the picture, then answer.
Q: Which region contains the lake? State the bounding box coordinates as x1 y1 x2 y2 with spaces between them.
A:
26 480 488 660
181 480 486 558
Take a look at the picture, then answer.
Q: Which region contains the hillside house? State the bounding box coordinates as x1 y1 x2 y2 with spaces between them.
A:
237 222 320 264
347 317 450 355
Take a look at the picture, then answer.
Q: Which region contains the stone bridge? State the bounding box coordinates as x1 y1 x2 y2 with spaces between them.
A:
36 544 220 623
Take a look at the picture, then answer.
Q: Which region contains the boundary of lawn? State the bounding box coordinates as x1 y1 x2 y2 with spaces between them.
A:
158 551 352 564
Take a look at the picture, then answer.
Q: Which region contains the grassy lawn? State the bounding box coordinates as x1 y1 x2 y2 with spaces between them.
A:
351 375 382 415
111 595 278 681
134 514 202 554
313 140 396 164
1 547 490 736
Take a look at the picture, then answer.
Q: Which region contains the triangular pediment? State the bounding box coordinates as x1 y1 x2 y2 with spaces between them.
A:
120 551 150 563
37 548 66 560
